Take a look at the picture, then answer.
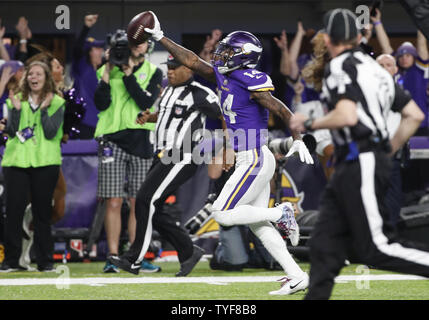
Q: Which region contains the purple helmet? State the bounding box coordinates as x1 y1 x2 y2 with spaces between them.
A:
212 31 263 74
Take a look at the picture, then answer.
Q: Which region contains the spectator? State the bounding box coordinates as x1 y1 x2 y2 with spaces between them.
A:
0 65 15 109
94 30 162 273
275 23 319 113
372 8 429 135
0 21 15 113
298 31 334 179
0 61 24 119
274 30 334 179
0 61 64 272
288 21 306 82
71 14 105 139
26 53 64 90
0 19 10 62
376 53 398 76
14 16 32 63
199 29 223 63
273 29 290 79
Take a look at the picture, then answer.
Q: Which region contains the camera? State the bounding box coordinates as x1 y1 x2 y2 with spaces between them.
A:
185 193 217 235
107 29 131 66
268 134 316 156
370 0 383 17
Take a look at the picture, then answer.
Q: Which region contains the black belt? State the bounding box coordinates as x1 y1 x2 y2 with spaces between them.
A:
335 137 391 164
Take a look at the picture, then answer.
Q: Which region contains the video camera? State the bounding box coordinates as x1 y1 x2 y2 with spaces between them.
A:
268 134 316 156
185 193 217 235
107 29 131 66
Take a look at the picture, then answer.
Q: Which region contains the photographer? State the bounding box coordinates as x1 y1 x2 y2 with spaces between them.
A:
94 29 162 273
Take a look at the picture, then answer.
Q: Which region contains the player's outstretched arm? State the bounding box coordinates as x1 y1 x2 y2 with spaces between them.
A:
160 37 216 83
144 11 216 83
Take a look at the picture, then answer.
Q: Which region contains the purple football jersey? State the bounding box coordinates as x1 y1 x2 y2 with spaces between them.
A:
213 67 274 151
394 56 429 128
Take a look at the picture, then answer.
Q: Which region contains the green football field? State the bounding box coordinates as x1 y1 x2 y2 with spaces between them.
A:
0 260 428 300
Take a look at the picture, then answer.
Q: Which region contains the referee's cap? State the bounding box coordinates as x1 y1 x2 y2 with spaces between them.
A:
162 54 182 68
323 8 359 42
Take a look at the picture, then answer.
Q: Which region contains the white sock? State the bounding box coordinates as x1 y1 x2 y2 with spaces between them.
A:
213 204 282 226
249 221 305 278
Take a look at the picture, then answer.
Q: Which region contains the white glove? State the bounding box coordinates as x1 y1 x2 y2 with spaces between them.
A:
285 139 314 165
144 11 164 41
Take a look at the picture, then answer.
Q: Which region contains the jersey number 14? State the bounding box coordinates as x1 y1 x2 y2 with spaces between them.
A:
221 94 237 124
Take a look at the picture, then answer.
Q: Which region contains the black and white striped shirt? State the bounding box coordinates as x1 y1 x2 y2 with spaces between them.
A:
155 78 221 154
321 47 411 151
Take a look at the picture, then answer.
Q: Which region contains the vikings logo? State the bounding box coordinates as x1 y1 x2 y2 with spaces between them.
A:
269 168 304 213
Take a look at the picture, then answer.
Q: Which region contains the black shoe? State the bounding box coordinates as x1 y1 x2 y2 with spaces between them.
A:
108 255 140 275
38 267 56 272
176 245 205 277
0 262 29 272
0 263 19 273
210 258 244 272
37 263 55 272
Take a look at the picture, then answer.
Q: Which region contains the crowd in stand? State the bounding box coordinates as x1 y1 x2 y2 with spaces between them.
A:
0 8 428 273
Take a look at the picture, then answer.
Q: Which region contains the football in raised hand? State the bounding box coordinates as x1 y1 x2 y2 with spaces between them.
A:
127 11 154 45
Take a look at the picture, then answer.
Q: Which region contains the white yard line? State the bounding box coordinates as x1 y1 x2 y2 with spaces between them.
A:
0 274 426 286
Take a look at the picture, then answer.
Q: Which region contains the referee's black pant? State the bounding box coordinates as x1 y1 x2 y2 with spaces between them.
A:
124 155 197 265
305 151 429 300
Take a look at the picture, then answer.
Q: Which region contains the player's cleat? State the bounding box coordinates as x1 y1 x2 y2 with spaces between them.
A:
288 223 300 247
175 245 205 277
275 202 300 246
140 259 161 273
19 204 34 270
269 273 309 295
103 259 120 273
108 255 140 275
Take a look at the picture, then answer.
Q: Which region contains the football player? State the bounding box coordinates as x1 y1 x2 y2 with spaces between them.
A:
141 12 312 295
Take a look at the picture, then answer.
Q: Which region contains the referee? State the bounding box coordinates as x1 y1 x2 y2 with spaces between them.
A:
110 55 222 276
290 8 429 299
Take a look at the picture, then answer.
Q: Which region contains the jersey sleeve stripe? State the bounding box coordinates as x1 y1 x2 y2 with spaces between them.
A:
415 61 429 79
252 87 275 92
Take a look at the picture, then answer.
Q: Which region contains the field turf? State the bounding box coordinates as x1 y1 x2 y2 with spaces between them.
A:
0 261 428 300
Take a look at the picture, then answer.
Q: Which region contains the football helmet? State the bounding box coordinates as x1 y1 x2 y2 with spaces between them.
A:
212 31 263 74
